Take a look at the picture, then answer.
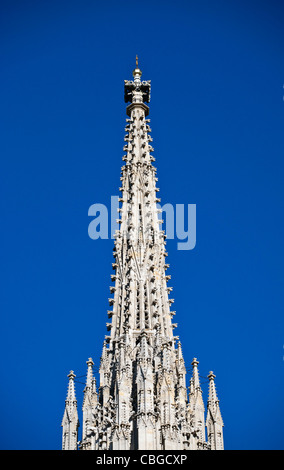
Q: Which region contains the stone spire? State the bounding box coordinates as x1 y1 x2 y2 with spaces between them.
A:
206 371 224 450
82 358 98 447
189 358 206 446
61 371 79 450
62 60 224 450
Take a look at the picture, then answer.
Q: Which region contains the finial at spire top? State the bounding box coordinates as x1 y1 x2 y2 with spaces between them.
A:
132 55 142 83
191 357 199 367
208 370 216 381
68 370 75 380
87 357 94 367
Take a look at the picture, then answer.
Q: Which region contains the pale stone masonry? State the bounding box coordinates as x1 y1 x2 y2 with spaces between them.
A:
61 61 224 450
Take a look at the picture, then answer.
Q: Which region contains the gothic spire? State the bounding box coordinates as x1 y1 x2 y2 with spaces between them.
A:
191 357 201 391
189 358 206 445
61 371 79 450
62 62 224 451
206 371 224 450
65 371 78 416
208 371 218 409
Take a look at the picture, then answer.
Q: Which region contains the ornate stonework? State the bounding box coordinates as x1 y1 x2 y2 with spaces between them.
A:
61 61 224 450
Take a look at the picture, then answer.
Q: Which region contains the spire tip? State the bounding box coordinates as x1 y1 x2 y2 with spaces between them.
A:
68 370 75 379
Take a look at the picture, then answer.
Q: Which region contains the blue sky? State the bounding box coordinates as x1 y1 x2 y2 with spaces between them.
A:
0 0 283 449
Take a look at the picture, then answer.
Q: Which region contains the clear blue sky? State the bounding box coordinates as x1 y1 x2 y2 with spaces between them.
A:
0 0 283 450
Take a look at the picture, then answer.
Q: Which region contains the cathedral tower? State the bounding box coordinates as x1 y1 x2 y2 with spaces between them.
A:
62 59 224 450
